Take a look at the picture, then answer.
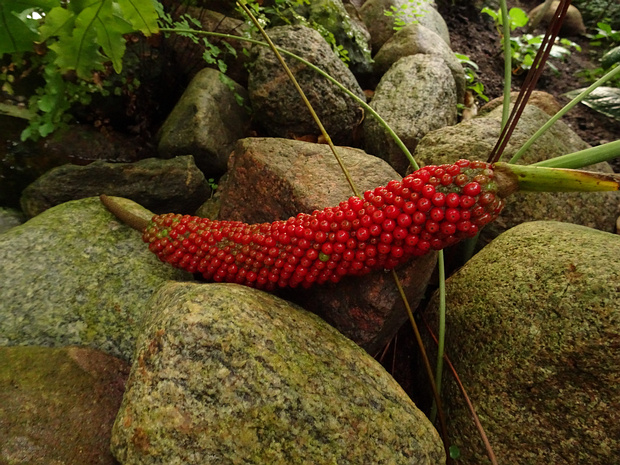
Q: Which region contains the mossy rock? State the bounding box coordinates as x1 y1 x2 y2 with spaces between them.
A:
0 197 191 361
424 221 620 464
112 282 445 464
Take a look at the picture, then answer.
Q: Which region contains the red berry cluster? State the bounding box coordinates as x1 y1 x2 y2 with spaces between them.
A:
142 160 505 290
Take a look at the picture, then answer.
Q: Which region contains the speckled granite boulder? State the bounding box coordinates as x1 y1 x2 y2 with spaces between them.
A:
218 137 437 354
364 54 458 174
0 197 191 361
373 23 466 102
423 221 620 464
359 0 450 53
20 156 210 218
0 346 129 465
414 105 620 241
157 68 251 176
111 282 445 465
248 25 366 146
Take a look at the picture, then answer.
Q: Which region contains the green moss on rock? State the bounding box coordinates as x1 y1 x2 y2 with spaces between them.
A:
0 197 191 361
425 221 620 464
112 282 445 464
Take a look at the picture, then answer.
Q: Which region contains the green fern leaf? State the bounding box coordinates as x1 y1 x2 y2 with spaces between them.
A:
48 2 105 79
0 5 39 54
9 0 60 9
38 6 75 42
116 0 159 35
94 0 128 73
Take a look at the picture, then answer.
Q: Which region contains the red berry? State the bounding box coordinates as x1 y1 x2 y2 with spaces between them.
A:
463 182 482 196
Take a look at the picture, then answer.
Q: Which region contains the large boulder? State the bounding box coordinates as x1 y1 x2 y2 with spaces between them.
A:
111 282 445 464
364 54 458 174
294 0 373 75
0 197 191 361
20 156 210 218
528 1 586 36
248 25 366 146
373 22 466 102
0 346 129 465
218 137 437 353
157 68 251 176
359 0 450 53
413 105 620 241
424 221 620 464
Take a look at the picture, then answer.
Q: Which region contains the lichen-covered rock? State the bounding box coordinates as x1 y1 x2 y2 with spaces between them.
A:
364 54 458 174
111 282 445 465
413 105 620 240
0 197 191 361
248 25 366 146
360 0 450 53
20 156 210 218
423 221 620 464
218 137 436 353
158 68 251 175
0 346 129 465
373 23 466 102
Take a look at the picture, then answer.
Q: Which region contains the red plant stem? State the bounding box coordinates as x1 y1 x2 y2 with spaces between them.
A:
422 316 498 465
488 0 573 164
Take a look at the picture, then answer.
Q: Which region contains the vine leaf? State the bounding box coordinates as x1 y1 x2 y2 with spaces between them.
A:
0 5 39 54
0 0 61 54
48 2 106 79
38 6 74 41
117 0 159 35
42 0 159 79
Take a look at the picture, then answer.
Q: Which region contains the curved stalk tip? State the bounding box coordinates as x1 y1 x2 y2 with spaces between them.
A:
100 194 150 232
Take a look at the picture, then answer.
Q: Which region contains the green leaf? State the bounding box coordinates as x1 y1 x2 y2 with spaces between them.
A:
564 86 620 122
116 0 159 35
481 6 498 22
48 2 105 79
7 0 60 10
94 0 127 73
38 6 75 41
601 45 620 70
38 120 55 137
508 7 529 29
0 5 39 54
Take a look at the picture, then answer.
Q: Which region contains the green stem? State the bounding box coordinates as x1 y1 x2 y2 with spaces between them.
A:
158 27 420 171
391 268 451 461
509 64 620 164
494 162 619 193
531 140 620 169
499 0 512 131
430 250 446 424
